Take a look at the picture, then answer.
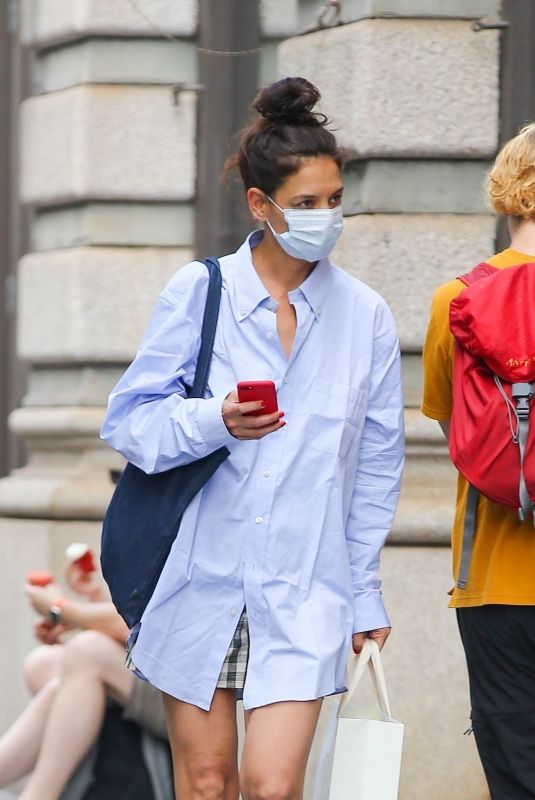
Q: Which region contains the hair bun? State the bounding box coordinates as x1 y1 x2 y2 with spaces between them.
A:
254 77 325 126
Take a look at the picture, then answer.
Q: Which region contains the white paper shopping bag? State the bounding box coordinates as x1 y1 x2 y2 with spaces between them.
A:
310 639 404 800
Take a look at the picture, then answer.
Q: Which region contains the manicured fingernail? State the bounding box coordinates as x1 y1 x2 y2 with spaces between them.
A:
280 421 286 427
279 411 285 418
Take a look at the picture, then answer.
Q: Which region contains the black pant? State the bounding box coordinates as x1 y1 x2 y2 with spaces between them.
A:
457 605 535 800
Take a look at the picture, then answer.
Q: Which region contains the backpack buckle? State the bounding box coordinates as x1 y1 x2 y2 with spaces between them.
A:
518 505 535 524
512 382 533 420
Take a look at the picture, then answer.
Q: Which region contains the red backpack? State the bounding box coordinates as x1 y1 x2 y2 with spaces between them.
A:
448 262 535 588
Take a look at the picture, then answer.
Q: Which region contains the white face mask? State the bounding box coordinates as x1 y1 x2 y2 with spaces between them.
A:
265 196 344 262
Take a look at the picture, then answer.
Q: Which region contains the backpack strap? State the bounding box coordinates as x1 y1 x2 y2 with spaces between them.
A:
457 262 499 287
457 483 480 590
512 382 535 520
455 261 501 590
190 257 223 399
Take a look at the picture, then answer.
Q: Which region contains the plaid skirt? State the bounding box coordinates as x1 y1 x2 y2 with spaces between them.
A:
217 608 249 689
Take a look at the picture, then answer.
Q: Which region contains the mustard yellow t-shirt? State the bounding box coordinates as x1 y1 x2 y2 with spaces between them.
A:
422 248 535 607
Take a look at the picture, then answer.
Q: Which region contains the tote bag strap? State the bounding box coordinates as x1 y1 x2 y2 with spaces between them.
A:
190 257 223 399
339 638 391 717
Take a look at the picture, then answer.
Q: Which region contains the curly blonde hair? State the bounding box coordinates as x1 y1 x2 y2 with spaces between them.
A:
487 123 535 219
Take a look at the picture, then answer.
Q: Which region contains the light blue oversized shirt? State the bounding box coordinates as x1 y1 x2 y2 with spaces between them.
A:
101 231 404 711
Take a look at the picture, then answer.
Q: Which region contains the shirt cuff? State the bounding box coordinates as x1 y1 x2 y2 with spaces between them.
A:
352 591 391 634
195 393 236 452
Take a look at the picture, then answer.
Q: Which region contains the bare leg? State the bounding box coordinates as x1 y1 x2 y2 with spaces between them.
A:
19 630 134 800
0 678 60 787
163 688 239 800
240 700 322 800
0 645 65 786
24 645 65 696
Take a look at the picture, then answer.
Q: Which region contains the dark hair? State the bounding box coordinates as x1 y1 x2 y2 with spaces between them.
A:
225 77 343 196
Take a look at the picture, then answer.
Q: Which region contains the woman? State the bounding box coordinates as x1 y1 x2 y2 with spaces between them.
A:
0 559 168 800
102 77 404 800
422 123 535 798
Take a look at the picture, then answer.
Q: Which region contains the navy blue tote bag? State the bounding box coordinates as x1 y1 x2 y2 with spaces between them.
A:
101 258 230 630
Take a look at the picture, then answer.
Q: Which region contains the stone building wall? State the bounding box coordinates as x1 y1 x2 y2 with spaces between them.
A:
0 1 505 797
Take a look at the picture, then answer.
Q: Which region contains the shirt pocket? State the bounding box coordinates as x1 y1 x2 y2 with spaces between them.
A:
305 377 366 458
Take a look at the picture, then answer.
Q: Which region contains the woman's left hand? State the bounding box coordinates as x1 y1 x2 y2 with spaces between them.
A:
34 618 70 645
352 627 391 655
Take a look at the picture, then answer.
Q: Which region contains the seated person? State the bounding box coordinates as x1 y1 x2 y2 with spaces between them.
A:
0 549 167 800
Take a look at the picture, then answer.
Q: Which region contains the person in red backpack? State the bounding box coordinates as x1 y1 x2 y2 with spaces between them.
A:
422 123 535 799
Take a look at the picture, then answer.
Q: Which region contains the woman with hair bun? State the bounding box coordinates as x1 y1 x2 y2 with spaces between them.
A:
102 77 404 800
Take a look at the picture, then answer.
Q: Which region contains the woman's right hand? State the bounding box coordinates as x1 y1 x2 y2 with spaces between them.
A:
222 390 285 440
65 562 105 602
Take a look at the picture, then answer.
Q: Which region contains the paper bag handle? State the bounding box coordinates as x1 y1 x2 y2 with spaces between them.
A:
339 638 391 717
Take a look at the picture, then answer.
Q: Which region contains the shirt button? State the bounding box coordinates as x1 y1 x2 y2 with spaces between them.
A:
239 307 247 317
255 516 263 524
266 331 273 340
229 608 237 617
263 470 271 478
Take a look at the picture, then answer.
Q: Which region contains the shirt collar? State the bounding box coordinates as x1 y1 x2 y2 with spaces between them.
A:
232 230 333 322
293 256 333 321
232 231 271 322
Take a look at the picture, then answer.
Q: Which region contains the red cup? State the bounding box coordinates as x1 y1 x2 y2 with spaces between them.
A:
27 570 54 587
65 543 96 573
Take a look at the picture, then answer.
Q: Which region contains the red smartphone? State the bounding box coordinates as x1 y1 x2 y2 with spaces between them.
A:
237 380 278 417
27 570 54 587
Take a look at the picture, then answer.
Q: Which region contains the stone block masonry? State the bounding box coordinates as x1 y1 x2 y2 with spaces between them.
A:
280 19 499 158
21 86 197 205
333 213 496 350
18 247 193 363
